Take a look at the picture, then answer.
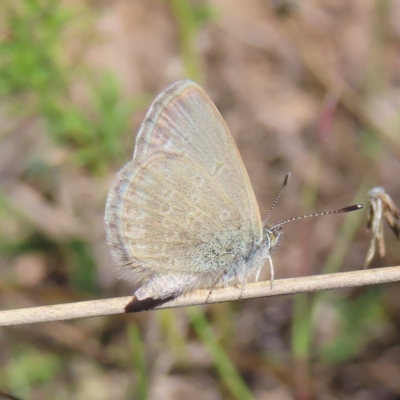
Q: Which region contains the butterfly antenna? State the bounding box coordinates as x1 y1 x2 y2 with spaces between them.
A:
263 173 291 227
270 204 363 230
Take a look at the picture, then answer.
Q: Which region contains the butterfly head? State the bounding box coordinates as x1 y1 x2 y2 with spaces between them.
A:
262 226 282 253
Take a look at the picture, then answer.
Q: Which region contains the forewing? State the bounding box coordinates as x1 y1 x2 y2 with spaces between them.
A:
134 80 261 236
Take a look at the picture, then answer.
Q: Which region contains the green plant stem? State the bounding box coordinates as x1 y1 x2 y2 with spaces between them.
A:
170 0 202 82
187 307 253 400
128 324 148 400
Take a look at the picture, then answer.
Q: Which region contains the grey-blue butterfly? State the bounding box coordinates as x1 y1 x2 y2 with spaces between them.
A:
105 80 362 309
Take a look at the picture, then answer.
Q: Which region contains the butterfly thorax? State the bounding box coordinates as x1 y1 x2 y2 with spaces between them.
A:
240 226 281 279
262 226 281 253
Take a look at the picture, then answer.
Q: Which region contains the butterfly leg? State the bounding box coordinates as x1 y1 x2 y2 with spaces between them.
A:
267 255 274 289
238 275 249 300
254 263 263 282
206 269 228 303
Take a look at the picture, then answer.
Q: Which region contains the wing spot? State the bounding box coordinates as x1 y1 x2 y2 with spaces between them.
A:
220 209 230 221
190 194 201 205
192 174 205 187
170 231 180 240
160 163 174 179
160 203 173 214
185 210 204 230
181 135 191 145
211 160 225 176
127 228 145 240
134 210 146 220
160 189 174 200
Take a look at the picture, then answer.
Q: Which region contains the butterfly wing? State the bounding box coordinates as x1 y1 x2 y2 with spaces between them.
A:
105 80 262 299
134 80 260 225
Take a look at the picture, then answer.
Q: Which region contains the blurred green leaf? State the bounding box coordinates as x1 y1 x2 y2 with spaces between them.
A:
188 307 253 400
128 325 148 400
0 0 144 174
158 309 188 363
0 347 62 399
319 288 387 363
170 0 214 81
63 239 98 294
359 129 385 161
0 0 71 97
292 293 312 360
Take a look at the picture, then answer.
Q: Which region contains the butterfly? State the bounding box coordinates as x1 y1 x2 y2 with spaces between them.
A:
105 80 362 311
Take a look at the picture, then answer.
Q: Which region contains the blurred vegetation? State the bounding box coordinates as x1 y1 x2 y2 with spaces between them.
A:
128 324 148 400
1 0 143 174
320 287 387 364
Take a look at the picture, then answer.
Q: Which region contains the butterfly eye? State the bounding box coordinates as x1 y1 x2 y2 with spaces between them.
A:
269 233 277 247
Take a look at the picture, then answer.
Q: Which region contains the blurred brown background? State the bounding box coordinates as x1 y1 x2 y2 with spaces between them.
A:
1 0 400 399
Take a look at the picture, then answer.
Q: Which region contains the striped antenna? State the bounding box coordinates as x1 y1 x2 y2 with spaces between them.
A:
269 204 363 230
263 173 290 227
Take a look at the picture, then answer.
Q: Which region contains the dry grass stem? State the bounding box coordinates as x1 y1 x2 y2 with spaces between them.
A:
1 265 400 327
